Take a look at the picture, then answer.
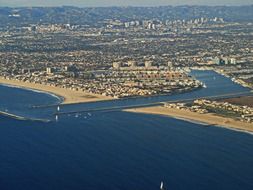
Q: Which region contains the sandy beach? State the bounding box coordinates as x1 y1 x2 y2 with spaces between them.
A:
0 77 114 104
125 106 253 132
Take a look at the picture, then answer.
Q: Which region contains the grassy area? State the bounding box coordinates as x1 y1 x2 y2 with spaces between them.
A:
202 105 241 119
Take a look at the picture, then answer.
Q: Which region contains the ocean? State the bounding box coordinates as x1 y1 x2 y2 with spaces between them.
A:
0 70 253 190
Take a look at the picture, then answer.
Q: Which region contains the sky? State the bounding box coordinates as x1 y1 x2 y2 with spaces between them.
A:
0 0 252 7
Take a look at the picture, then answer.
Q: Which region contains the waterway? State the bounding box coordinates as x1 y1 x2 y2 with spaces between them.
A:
0 70 253 190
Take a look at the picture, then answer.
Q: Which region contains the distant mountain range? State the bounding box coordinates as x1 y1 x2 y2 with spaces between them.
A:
0 5 253 27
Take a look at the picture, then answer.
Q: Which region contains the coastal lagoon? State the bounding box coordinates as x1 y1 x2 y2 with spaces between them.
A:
0 70 253 190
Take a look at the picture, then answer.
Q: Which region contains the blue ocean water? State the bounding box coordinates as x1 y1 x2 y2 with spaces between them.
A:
0 70 253 190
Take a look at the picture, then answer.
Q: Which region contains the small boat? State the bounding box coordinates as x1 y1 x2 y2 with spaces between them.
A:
160 181 164 190
88 113 92 116
57 106 60 112
55 115 58 122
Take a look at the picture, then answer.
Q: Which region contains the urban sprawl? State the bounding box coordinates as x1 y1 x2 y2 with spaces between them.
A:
0 6 253 123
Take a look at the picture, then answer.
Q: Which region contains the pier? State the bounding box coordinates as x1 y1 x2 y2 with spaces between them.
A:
0 111 51 122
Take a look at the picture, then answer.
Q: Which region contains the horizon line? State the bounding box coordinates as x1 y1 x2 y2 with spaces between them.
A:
1 4 253 8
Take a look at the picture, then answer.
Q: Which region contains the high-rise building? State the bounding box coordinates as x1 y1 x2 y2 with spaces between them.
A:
113 62 121 69
168 61 173 68
46 67 53 74
128 61 137 68
213 57 237 65
124 22 130 28
142 20 150 28
147 23 152 30
213 57 221 65
145 61 153 68
230 58 237 65
223 57 229 65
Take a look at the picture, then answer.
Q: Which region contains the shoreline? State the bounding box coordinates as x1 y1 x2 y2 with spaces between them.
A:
0 77 114 104
125 106 253 133
0 82 65 103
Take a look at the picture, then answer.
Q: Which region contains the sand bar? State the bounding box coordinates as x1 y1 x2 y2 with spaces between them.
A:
0 77 114 104
125 106 253 132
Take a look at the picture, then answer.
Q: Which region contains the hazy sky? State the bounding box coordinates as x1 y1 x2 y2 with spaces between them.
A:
0 0 252 7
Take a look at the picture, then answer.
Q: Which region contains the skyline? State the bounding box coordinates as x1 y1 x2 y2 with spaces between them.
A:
0 0 252 7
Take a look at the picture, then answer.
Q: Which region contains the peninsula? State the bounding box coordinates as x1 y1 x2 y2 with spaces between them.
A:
0 77 113 104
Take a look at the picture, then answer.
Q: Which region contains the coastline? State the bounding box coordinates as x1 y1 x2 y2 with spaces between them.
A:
0 77 114 104
125 106 253 133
